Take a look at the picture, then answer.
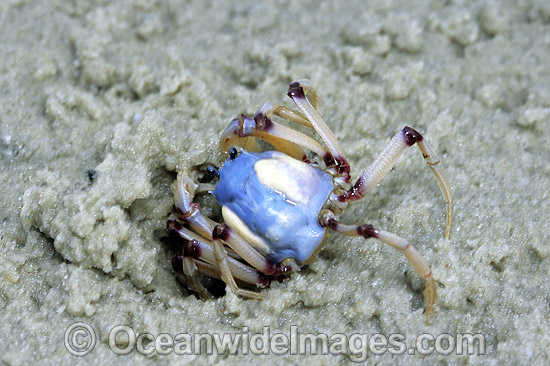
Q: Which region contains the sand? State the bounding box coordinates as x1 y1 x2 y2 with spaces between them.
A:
1 0 549 364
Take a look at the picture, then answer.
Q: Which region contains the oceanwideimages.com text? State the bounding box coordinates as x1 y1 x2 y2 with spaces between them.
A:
65 322 486 361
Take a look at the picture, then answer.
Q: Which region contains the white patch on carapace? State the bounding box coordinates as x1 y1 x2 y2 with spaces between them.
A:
254 155 318 205
221 205 270 255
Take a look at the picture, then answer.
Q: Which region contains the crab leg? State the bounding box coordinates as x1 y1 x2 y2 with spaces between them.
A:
211 235 266 300
287 79 351 176
172 249 249 300
221 114 328 161
339 126 452 238
172 252 213 300
321 214 437 323
212 224 291 277
193 260 223 280
169 219 289 298
257 103 313 128
170 237 262 286
171 170 218 239
196 183 216 193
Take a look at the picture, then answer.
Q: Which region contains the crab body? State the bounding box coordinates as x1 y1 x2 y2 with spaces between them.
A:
213 150 333 264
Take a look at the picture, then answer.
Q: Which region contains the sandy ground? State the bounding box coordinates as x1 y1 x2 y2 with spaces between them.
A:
1 0 549 364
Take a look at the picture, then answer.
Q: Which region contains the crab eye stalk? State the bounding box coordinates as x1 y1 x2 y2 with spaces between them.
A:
229 147 238 160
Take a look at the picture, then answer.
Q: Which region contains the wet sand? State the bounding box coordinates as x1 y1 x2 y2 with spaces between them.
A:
1 0 549 364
